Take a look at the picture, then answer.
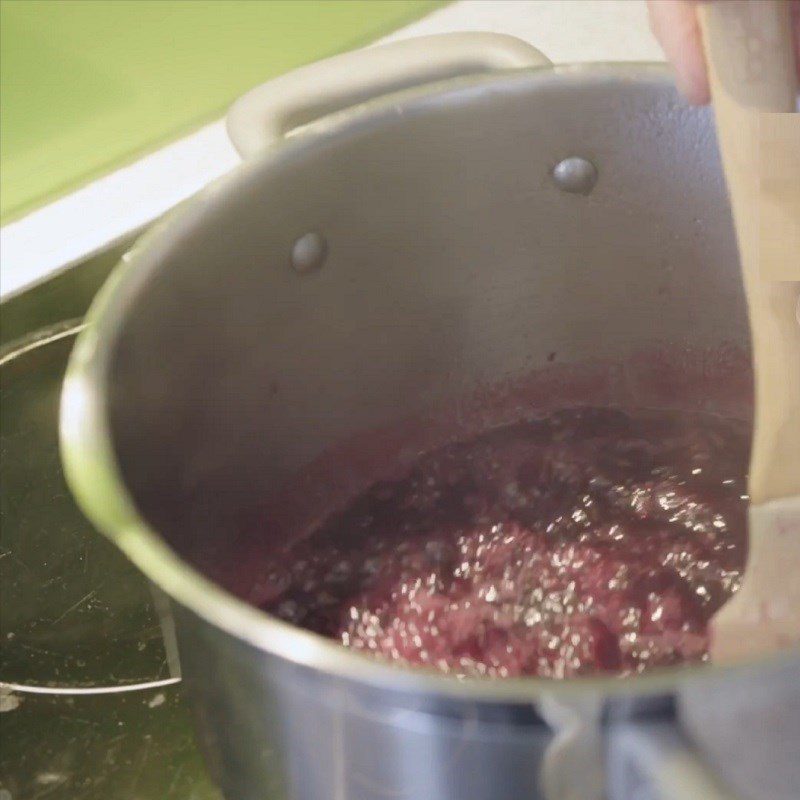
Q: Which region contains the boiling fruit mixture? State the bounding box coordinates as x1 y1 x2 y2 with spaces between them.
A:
258 408 749 678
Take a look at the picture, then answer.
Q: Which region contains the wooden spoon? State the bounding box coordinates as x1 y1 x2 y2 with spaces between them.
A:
698 0 800 662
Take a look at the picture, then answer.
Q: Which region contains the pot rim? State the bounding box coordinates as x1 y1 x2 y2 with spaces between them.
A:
59 61 799 702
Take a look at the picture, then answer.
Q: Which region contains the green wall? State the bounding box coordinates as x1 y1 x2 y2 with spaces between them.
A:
1 0 443 221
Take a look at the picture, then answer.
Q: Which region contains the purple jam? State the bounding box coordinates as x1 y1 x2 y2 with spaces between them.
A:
257 408 749 678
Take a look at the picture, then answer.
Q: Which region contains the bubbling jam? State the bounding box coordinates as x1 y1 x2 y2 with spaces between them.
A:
257 408 749 678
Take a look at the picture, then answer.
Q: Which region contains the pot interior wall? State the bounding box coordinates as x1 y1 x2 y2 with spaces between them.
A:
104 69 750 582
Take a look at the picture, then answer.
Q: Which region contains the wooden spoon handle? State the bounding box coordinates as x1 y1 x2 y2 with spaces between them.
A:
700 0 796 110
700 0 800 503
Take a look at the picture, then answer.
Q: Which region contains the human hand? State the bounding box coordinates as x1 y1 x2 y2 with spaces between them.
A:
646 0 800 104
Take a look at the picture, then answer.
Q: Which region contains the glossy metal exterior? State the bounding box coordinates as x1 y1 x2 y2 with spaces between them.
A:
60 62 800 800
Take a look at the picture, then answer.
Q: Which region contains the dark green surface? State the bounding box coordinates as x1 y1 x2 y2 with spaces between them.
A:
0 0 443 221
0 330 170 688
0 239 216 799
0 236 135 349
0 685 218 800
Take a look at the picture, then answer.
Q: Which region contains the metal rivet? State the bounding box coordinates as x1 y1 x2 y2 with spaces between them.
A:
291 232 327 274
551 157 598 195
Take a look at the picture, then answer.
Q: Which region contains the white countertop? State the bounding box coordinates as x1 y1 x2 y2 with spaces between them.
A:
0 0 665 299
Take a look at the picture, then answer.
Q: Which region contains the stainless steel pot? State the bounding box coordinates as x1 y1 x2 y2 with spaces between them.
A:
60 34 800 800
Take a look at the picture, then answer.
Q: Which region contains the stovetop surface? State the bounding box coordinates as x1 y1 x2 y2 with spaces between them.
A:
0 324 218 800
1 684 216 800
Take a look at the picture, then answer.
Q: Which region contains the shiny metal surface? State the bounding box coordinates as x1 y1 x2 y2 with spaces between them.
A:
551 156 598 194
65 63 750 694
59 62 799 799
289 231 327 274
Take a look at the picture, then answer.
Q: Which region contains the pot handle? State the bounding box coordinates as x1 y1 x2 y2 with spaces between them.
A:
226 32 551 158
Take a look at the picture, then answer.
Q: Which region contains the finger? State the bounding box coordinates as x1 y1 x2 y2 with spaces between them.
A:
648 0 710 104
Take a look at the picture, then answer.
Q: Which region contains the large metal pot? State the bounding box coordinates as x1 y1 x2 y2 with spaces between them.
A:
60 33 799 800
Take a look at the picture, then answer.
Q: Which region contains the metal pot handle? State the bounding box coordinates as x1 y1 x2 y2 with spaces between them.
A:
226 32 551 158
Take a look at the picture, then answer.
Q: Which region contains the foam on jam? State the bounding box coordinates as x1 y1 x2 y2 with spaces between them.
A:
257 408 749 678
